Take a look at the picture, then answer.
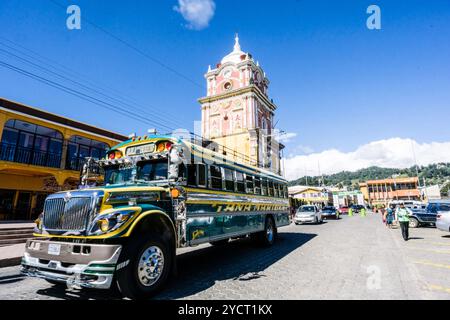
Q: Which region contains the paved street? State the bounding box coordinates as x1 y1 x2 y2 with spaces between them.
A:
0 213 449 300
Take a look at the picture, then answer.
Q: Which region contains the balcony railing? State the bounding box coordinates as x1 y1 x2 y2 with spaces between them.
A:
65 157 86 172
0 143 62 169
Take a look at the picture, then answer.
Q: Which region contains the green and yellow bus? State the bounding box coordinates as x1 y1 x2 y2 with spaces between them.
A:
21 134 290 298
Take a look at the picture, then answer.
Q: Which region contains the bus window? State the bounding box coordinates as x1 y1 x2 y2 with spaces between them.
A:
274 183 279 198
261 178 268 196
268 180 274 197
198 164 207 187
187 164 207 188
254 177 261 195
210 165 222 189
236 171 245 193
187 164 196 186
283 185 288 198
246 175 254 194
224 168 235 191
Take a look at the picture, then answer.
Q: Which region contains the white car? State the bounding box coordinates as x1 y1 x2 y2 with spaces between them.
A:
436 211 450 233
294 205 323 225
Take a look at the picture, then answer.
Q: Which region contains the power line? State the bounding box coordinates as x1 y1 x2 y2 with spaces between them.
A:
0 37 188 130
0 59 176 133
47 0 205 89
0 47 259 167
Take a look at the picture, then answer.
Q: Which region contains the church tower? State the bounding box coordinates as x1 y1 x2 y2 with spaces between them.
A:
199 35 283 175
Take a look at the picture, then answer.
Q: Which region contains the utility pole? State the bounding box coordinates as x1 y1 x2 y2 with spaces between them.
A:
304 165 308 186
411 140 421 187
318 160 323 187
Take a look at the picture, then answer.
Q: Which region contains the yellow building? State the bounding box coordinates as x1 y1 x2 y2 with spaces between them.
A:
288 186 333 207
0 97 127 221
359 183 369 202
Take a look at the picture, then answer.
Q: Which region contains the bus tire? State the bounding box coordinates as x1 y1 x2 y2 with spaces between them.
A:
257 216 277 247
210 239 229 246
115 234 172 299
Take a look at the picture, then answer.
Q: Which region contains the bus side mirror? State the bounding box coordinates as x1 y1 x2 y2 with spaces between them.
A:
168 145 185 180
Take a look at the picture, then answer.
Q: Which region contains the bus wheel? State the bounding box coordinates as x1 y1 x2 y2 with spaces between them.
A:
257 216 277 247
210 239 229 246
115 234 172 299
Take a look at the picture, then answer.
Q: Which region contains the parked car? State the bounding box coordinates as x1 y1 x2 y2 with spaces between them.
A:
350 204 365 214
406 207 434 228
321 206 340 220
294 205 323 225
338 206 349 215
430 201 450 232
436 211 450 233
403 201 450 228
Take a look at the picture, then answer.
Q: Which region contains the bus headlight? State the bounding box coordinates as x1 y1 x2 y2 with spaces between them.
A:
89 210 136 235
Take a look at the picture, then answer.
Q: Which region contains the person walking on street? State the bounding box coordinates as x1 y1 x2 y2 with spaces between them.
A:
385 204 395 229
396 203 410 241
360 206 366 217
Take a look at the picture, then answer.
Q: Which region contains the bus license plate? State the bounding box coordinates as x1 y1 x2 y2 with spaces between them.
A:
48 244 61 256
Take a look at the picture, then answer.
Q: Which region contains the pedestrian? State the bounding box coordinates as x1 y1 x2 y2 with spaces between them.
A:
380 206 386 223
396 203 410 241
360 207 366 217
348 207 353 217
385 204 395 229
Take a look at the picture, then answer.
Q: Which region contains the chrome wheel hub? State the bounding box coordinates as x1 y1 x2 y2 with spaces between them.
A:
137 246 164 287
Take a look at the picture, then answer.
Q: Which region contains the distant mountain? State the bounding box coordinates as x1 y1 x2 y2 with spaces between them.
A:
288 163 450 195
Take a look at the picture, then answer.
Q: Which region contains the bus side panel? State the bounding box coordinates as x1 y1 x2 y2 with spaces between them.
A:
186 216 224 243
275 212 291 228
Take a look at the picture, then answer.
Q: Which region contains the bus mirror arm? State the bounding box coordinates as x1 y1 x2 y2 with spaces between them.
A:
168 145 186 180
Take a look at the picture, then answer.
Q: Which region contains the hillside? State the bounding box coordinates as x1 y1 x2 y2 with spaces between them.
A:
288 163 450 194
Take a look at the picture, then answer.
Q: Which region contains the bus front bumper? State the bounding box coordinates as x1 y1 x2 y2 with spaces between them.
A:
20 239 122 290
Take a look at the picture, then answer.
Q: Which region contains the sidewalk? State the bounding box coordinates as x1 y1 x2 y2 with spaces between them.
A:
0 243 25 268
0 222 35 229
0 222 34 268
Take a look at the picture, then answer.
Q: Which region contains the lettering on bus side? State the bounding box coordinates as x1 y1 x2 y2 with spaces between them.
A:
212 204 287 213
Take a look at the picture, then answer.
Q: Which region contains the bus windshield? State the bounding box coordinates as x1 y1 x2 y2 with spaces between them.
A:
104 160 168 185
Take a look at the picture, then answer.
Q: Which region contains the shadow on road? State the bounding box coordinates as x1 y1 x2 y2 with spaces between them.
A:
35 231 316 300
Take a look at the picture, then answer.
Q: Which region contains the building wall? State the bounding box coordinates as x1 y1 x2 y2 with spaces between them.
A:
199 37 282 175
365 177 421 205
0 99 126 221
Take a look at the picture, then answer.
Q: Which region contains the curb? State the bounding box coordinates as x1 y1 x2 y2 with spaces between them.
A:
0 256 22 268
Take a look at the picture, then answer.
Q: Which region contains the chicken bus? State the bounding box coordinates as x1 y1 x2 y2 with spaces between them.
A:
21 134 290 298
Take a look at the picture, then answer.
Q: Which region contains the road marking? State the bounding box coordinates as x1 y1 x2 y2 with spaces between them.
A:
422 241 450 247
407 247 450 254
428 284 450 295
414 260 450 270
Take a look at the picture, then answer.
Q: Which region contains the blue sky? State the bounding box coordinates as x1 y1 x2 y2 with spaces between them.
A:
0 0 449 179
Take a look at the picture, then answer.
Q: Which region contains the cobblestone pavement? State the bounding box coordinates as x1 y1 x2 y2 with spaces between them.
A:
0 213 449 300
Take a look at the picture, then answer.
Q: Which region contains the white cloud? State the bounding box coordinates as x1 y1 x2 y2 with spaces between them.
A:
174 0 216 30
284 138 450 181
277 132 297 143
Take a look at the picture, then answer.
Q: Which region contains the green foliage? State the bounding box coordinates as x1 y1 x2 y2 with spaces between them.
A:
288 163 450 188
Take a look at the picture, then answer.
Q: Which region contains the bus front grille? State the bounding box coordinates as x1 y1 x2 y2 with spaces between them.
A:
43 197 94 232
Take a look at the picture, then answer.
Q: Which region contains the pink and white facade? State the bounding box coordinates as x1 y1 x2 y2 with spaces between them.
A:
199 35 283 175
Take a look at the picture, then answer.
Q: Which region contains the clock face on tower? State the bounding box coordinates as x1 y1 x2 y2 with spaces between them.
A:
223 68 232 79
